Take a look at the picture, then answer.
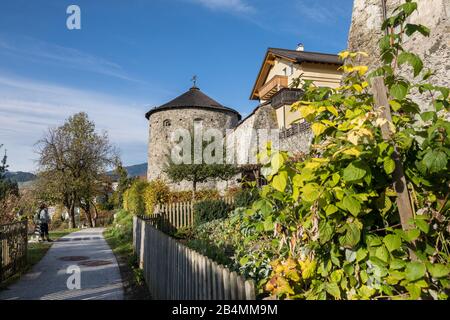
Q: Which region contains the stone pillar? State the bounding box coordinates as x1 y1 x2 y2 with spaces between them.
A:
347 0 450 106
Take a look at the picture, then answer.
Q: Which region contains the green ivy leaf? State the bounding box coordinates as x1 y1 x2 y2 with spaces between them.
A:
414 218 430 234
405 23 430 37
325 282 341 299
405 261 426 282
406 283 422 300
383 234 402 252
356 247 368 262
343 195 361 217
422 150 448 173
390 82 408 100
271 153 285 174
339 222 361 248
319 221 334 245
427 263 450 279
301 183 321 202
397 52 423 77
375 245 390 264
420 111 437 122
383 157 396 175
402 229 420 243
325 204 339 216
358 285 376 300
343 161 367 182
272 171 288 192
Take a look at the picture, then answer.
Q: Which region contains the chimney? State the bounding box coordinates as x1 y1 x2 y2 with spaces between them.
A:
296 43 304 51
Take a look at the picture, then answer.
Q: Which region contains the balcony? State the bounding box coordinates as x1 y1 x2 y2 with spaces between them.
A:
257 75 288 100
271 88 304 109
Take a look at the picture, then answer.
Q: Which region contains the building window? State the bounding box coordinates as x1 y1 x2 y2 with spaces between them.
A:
163 119 171 127
194 118 203 126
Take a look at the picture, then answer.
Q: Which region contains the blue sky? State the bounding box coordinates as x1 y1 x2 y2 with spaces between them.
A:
0 0 354 172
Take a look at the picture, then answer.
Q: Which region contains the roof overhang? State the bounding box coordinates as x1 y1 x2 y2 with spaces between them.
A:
250 48 343 100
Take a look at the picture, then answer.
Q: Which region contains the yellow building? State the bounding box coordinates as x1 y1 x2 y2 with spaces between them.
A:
249 46 343 129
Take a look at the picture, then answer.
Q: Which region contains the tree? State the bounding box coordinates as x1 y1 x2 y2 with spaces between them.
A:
111 161 133 209
0 144 18 201
164 141 238 193
36 112 117 228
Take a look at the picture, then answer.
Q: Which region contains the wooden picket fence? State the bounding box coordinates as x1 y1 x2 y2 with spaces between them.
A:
149 196 235 233
133 216 255 300
0 220 28 283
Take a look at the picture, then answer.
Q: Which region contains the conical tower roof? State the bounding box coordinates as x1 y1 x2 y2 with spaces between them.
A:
145 86 241 120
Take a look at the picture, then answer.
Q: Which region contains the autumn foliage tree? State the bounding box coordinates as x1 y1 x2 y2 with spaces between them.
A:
36 112 116 227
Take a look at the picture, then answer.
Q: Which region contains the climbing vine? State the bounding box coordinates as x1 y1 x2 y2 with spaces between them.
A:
239 0 449 300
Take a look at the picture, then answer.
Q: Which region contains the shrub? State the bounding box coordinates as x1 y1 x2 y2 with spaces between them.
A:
193 199 230 226
143 179 170 215
123 180 148 215
168 189 220 203
234 188 259 208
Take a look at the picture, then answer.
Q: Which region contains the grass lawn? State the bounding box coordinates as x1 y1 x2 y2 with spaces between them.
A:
104 210 151 299
0 228 78 290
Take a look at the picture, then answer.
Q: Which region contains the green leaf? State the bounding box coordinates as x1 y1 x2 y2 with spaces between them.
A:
272 171 288 192
397 52 423 77
414 218 430 234
339 222 361 248
319 221 334 245
427 263 450 279
399 2 417 15
358 285 376 299
406 283 422 300
325 204 339 216
343 195 361 217
422 150 448 173
325 282 341 299
390 82 408 100
343 161 367 182
405 262 426 282
405 23 430 37
390 259 406 270
402 229 420 243
263 216 274 231
375 245 390 264
383 234 402 252
383 157 395 175
356 247 368 262
420 111 436 122
271 153 285 174
301 183 321 202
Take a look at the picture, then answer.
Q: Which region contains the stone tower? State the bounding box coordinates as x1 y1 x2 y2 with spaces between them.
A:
145 86 241 190
348 0 449 89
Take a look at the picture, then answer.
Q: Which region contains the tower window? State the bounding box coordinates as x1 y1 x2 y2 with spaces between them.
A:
163 119 171 127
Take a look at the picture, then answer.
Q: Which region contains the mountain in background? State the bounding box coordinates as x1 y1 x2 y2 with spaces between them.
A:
107 163 147 180
123 163 147 177
4 171 37 183
4 163 147 185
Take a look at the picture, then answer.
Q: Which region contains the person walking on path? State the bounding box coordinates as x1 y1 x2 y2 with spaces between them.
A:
38 203 52 242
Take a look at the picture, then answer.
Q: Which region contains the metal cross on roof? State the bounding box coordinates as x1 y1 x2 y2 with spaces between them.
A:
191 75 198 88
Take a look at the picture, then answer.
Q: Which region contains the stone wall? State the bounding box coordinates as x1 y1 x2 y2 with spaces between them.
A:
348 0 450 95
147 107 240 191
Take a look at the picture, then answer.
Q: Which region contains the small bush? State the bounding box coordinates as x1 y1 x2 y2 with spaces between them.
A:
168 189 220 203
143 179 170 215
193 199 230 226
123 180 148 215
234 188 259 208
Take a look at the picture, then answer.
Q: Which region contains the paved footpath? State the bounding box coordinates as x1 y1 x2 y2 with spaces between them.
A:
0 228 124 300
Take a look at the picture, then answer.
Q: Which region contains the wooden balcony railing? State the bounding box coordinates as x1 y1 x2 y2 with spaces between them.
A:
258 75 288 100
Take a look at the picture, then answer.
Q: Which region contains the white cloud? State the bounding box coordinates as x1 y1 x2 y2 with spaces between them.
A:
0 35 140 83
190 0 255 14
0 74 152 172
296 1 347 25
